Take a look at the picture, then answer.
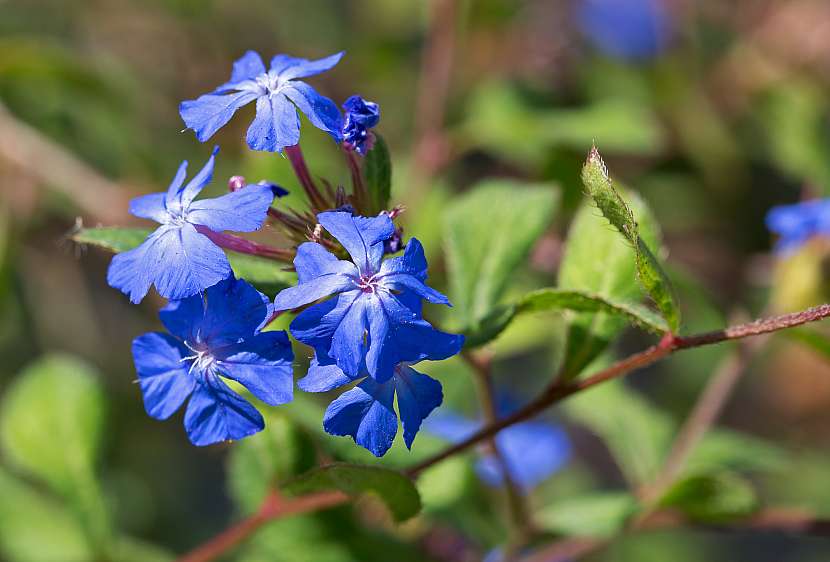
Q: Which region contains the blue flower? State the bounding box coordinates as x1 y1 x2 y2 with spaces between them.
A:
273 211 453 383
576 0 672 61
107 147 276 303
298 326 462 457
766 199 830 253
131 277 294 446
341 95 380 154
180 50 344 152
426 409 571 490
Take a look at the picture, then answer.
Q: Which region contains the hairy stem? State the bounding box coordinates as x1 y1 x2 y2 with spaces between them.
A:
176 304 830 562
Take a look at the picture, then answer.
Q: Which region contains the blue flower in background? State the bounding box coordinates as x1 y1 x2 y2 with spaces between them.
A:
766 199 830 254
273 211 454 383
576 0 672 61
132 277 294 446
180 50 344 152
427 409 571 490
341 95 380 154
107 147 277 303
298 328 463 457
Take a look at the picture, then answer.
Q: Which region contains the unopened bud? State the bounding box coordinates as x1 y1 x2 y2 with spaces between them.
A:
228 175 246 192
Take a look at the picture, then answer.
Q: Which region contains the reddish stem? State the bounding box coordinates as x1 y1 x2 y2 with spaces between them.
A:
194 226 293 262
284 144 329 212
342 147 369 211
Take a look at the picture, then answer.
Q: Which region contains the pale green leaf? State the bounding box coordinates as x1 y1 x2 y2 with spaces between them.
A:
659 472 759 523
536 492 638 538
444 180 558 330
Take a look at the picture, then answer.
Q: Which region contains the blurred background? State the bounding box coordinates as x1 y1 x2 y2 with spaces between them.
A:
3 0 830 560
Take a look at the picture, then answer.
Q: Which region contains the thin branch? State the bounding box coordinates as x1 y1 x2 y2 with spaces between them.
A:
284 144 329 212
177 491 347 562
176 304 830 562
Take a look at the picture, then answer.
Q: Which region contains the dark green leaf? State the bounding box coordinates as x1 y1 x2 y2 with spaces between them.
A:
444 180 558 331
659 472 759 523
285 463 421 522
362 134 392 213
536 492 638 538
581 148 680 333
73 227 295 292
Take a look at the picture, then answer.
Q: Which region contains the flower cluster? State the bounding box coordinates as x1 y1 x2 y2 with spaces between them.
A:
766 199 830 253
108 50 461 451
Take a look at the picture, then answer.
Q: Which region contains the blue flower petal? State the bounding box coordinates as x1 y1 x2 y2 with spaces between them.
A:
395 365 443 449
283 82 342 140
180 90 259 143
132 332 197 420
380 272 450 305
246 94 300 152
293 242 357 284
213 330 294 406
379 238 428 280
273 267 357 311
317 211 394 274
184 375 265 446
323 377 397 457
274 51 344 81
107 223 231 303
228 50 266 85
129 193 169 224
297 354 358 392
424 411 481 442
289 292 358 358
478 422 571 489
187 183 275 232
329 294 369 378
171 146 219 210
161 277 271 347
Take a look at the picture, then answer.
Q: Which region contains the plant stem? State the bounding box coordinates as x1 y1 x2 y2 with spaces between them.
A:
284 144 329 212
343 147 369 211
176 304 830 562
194 226 294 262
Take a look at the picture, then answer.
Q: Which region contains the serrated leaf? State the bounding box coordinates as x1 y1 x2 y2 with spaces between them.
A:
285 463 421 522
444 180 558 331
536 492 638 538
557 195 658 378
362 134 391 213
464 288 669 348
0 355 110 550
659 472 759 523
73 227 295 292
0 468 92 562
581 148 680 332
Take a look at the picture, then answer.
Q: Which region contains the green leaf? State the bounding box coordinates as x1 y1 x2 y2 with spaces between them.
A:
464 288 668 348
581 148 680 332
285 463 421 522
536 492 638 538
659 472 759 524
362 134 392 213
444 180 558 331
0 355 110 548
0 468 92 562
787 327 830 361
557 194 659 378
73 227 295 292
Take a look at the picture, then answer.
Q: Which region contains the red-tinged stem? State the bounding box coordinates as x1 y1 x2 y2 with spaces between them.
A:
284 144 329 212
177 491 347 562
177 304 830 562
194 226 293 262
342 147 369 211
